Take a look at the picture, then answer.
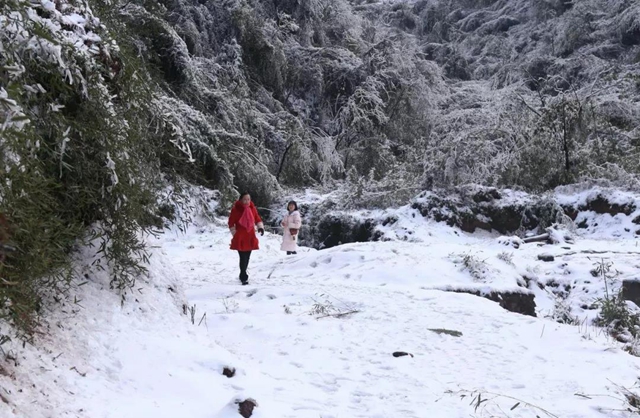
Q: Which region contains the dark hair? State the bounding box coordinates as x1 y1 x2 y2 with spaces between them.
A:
239 191 251 199
287 200 298 211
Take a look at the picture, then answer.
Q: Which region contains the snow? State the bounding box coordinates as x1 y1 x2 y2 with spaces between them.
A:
555 186 640 208
2 195 640 417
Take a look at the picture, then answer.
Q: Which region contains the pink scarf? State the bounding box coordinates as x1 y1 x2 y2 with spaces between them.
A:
238 204 255 231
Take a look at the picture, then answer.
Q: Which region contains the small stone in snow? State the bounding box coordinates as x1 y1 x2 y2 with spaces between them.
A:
538 254 554 262
392 351 414 358
237 398 258 417
222 367 236 378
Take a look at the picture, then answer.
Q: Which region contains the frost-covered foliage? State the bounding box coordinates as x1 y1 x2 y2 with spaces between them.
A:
148 0 639 204
105 0 443 198
0 0 192 336
357 0 640 194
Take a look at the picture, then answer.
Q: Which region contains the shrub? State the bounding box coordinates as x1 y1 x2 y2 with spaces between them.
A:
496 251 515 266
592 259 640 340
0 0 189 339
450 252 489 282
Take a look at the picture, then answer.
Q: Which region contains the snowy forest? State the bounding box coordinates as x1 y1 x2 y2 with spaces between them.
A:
2 0 640 352
3 0 640 416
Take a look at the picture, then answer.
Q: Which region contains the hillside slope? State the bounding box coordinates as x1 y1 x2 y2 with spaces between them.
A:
2 208 640 417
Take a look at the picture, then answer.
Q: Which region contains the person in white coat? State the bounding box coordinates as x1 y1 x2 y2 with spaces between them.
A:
281 200 302 255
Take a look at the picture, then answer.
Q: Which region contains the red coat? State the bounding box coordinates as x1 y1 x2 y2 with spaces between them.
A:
228 201 263 251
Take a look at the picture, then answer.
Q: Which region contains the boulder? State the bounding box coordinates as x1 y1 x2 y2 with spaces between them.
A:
237 398 258 418
448 289 536 317
222 367 236 378
580 195 635 216
538 254 555 262
621 279 640 307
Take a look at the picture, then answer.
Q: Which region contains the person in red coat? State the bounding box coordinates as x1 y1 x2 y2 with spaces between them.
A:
228 192 264 285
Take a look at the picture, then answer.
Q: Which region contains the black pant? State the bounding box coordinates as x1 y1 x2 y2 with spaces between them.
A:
238 251 252 283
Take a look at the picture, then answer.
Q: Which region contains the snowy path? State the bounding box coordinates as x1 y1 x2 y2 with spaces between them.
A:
157 224 640 418
3 219 640 418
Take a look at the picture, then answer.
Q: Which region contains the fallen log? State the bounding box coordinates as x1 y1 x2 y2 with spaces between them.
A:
523 233 550 244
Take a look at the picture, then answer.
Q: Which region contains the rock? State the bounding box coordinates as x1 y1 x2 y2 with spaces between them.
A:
498 235 523 249
562 205 579 220
538 254 554 262
308 214 382 249
448 289 536 316
471 187 501 203
392 351 414 358
382 216 398 226
621 279 640 307
237 398 258 418
428 328 463 337
459 213 492 233
411 188 564 235
222 367 236 378
633 215 640 225
581 195 635 216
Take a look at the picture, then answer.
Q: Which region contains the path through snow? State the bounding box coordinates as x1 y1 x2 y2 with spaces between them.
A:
158 222 640 418
2 218 640 418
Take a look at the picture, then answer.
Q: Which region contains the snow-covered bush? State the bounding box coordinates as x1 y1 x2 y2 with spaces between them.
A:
592 259 640 341
450 252 489 282
0 0 194 337
548 298 581 325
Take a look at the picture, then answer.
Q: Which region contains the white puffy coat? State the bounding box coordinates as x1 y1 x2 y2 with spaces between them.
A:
280 210 302 252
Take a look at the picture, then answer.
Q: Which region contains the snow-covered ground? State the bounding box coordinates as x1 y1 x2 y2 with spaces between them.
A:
2 201 640 418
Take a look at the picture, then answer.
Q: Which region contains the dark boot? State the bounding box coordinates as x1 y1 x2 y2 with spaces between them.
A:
238 251 252 284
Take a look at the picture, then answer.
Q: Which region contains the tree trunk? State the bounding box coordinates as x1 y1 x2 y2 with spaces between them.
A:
276 143 293 180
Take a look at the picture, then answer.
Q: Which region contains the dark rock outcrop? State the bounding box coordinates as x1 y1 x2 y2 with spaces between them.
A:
580 195 636 216
313 215 382 249
621 279 640 307
276 201 391 250
273 188 639 250
411 188 564 234
448 288 536 317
